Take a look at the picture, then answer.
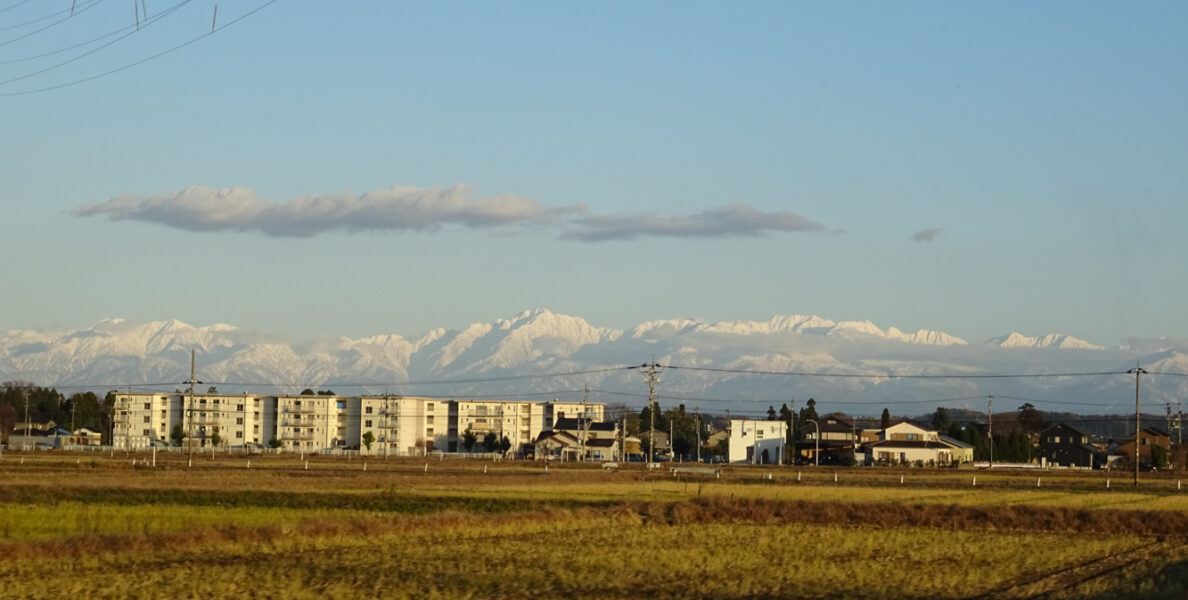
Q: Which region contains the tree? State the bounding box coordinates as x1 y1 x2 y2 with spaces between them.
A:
931 407 950 434
1017 403 1046 434
482 432 498 452
268 438 282 449
316 390 336 396
799 399 819 427
881 408 891 431
779 404 794 445
361 431 375 452
210 426 221 448
300 389 315 396
1153 445 1169 470
766 406 778 421
499 436 511 454
462 429 477 452
170 424 186 446
207 386 218 394
0 404 15 445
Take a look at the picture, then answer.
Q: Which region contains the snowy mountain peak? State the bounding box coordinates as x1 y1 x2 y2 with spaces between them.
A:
986 332 1102 350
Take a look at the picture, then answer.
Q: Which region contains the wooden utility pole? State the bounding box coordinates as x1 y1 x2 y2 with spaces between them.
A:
184 350 202 459
641 361 663 460
1129 367 1147 486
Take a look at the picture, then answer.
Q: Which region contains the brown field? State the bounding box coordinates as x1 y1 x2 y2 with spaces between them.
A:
2 450 1187 599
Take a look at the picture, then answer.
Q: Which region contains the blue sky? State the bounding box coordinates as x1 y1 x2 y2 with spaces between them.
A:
2 1 1185 346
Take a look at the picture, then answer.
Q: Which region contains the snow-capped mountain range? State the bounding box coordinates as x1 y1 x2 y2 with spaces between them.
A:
2 310 1185 415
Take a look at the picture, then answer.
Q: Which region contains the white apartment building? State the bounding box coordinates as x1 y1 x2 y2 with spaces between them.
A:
113 392 274 450
111 392 606 456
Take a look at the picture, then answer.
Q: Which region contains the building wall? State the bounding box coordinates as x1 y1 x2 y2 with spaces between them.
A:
728 419 786 464
110 392 606 456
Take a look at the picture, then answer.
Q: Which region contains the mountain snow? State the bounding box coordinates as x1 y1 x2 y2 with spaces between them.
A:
1 310 1177 413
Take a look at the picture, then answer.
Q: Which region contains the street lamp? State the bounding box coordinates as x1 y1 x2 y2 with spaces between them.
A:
806 419 820 467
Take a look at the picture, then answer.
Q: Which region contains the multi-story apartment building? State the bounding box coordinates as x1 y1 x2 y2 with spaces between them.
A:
113 392 276 450
111 392 606 456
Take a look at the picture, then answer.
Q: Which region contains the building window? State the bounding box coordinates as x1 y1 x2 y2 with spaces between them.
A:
142 429 151 436
337 401 346 410
365 407 373 414
365 420 373 428
1053 436 1061 443
143 416 151 423
235 431 243 439
236 417 244 425
237 405 244 412
427 403 434 410
427 428 434 436
144 403 151 410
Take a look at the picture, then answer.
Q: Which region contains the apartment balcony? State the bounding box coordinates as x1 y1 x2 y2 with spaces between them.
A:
280 433 315 441
284 406 319 414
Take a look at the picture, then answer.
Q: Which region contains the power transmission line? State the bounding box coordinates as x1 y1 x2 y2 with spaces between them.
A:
0 0 194 66
661 364 1127 379
0 0 279 96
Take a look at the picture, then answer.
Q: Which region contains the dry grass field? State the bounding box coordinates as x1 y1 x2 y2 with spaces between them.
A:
2 450 1188 599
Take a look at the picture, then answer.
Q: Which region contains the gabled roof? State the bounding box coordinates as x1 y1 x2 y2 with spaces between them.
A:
586 438 616 448
938 435 973 449
1040 422 1090 438
868 440 949 449
554 417 616 432
535 430 580 445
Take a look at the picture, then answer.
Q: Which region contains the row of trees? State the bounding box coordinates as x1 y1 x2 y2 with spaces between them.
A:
460 429 511 453
0 382 115 445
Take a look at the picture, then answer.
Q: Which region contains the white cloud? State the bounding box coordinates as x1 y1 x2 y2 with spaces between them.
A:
567 203 826 241
911 228 943 243
74 185 828 242
73 184 575 238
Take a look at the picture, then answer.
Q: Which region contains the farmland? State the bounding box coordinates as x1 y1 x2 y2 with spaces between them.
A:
2 451 1188 599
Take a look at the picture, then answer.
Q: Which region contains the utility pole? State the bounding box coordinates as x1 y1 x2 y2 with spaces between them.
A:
183 350 202 460
695 405 702 463
579 385 589 462
987 396 993 469
641 361 663 461
1129 367 1147 487
22 386 30 448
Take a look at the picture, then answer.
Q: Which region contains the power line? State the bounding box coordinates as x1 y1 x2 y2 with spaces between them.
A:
661 364 1127 379
0 0 279 96
0 0 36 16
0 0 194 66
0 0 193 85
0 0 103 40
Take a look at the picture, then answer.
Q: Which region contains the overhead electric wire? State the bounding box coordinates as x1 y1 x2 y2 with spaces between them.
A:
661 363 1127 379
0 0 193 65
0 0 103 40
0 0 35 16
205 366 633 389
0 0 193 85
0 0 278 97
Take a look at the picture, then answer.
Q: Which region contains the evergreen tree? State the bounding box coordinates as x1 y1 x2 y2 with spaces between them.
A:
880 408 891 431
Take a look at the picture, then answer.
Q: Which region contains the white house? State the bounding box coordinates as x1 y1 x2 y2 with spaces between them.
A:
728 419 787 465
865 422 955 466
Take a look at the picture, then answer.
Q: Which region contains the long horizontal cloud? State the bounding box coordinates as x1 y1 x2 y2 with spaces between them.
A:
73 185 827 241
567 203 826 241
72 184 574 238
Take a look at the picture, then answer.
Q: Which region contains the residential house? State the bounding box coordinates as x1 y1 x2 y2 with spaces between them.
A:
1038 423 1100 468
728 419 786 465
1114 427 1172 467
864 422 955 466
795 414 855 465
